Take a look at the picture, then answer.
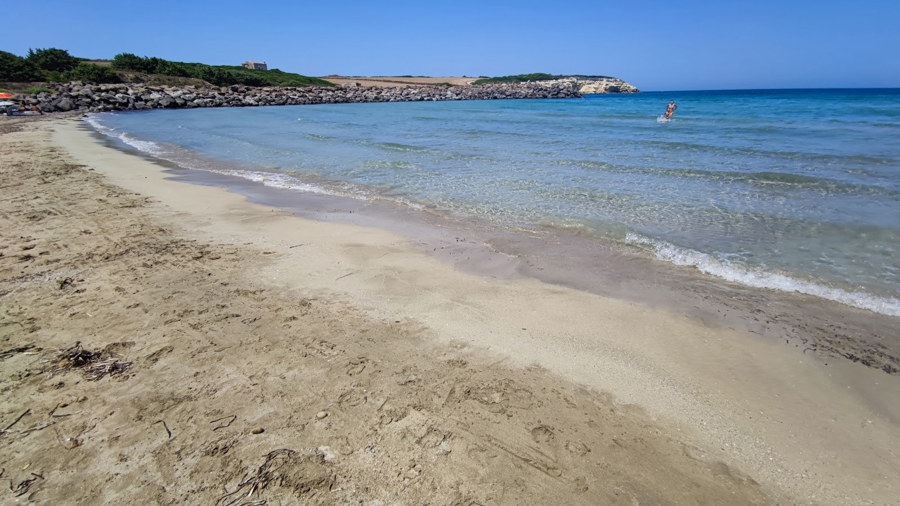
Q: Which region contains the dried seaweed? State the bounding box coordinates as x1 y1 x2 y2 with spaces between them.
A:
83 359 132 381
45 342 132 381
53 342 100 369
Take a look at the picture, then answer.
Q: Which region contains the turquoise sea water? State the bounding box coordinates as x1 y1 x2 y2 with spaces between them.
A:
86 89 900 316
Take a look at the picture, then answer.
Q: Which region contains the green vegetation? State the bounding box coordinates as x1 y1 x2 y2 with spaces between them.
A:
0 48 332 88
66 63 121 84
23 86 55 95
26 48 80 73
0 48 120 83
110 53 333 87
0 51 41 82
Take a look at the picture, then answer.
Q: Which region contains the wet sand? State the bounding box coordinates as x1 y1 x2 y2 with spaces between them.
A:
160 131 900 384
1 115 898 504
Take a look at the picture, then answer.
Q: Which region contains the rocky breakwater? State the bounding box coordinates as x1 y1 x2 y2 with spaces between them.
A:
21 78 637 113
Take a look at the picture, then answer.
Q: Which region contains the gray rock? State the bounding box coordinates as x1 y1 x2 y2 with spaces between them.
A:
56 97 75 111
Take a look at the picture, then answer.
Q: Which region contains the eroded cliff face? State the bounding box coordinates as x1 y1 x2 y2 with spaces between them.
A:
577 77 640 94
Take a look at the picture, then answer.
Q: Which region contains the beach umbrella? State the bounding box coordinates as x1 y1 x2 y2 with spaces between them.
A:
0 92 14 99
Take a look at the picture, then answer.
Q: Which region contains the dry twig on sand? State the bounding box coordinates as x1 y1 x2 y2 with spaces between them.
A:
217 449 299 505
20 419 56 435
10 472 44 497
211 415 237 431
0 344 37 360
2 409 31 433
155 420 172 440
217 449 333 506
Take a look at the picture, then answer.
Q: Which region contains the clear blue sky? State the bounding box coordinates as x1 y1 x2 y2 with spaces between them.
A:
2 0 898 91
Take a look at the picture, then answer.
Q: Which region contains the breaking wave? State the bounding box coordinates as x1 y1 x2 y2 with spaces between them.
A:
626 233 900 317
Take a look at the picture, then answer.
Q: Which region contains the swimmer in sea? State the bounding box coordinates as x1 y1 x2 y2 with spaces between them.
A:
664 100 677 119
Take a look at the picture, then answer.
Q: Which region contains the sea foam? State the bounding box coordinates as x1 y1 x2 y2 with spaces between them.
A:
626 233 900 317
85 114 165 156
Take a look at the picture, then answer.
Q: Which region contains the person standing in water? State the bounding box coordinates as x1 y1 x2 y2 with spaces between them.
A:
664 100 677 119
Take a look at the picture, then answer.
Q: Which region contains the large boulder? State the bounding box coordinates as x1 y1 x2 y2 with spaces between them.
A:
55 97 76 111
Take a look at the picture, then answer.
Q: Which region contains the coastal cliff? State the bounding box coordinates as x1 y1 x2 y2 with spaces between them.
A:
12 77 638 114
577 77 640 94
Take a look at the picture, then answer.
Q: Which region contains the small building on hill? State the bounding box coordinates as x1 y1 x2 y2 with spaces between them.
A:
242 61 267 71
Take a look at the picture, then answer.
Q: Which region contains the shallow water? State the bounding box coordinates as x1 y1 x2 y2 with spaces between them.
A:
86 89 900 316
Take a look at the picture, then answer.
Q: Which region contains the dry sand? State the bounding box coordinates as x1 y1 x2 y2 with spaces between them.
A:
1 115 898 504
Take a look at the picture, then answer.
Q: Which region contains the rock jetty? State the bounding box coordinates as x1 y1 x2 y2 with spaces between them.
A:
17 77 638 114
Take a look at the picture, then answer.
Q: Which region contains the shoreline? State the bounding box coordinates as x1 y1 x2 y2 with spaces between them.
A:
90 109 900 377
2 115 898 503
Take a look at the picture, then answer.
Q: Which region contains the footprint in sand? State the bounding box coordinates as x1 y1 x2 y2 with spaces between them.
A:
459 379 535 413
345 357 368 376
531 425 557 445
338 389 367 408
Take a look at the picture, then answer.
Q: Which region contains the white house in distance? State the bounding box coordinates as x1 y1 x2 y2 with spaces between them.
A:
242 61 268 71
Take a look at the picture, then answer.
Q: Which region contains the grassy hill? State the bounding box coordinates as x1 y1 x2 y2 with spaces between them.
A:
0 48 333 88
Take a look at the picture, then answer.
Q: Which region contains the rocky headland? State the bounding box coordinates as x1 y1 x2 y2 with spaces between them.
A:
14 77 638 114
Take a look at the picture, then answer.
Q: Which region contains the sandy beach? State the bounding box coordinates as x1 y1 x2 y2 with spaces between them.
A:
1 115 898 504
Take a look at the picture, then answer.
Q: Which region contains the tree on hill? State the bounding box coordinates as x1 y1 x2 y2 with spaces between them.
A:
0 51 41 81
109 53 147 72
27 48 80 72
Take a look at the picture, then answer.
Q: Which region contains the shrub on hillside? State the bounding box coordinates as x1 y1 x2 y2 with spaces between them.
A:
110 53 148 72
66 63 121 84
